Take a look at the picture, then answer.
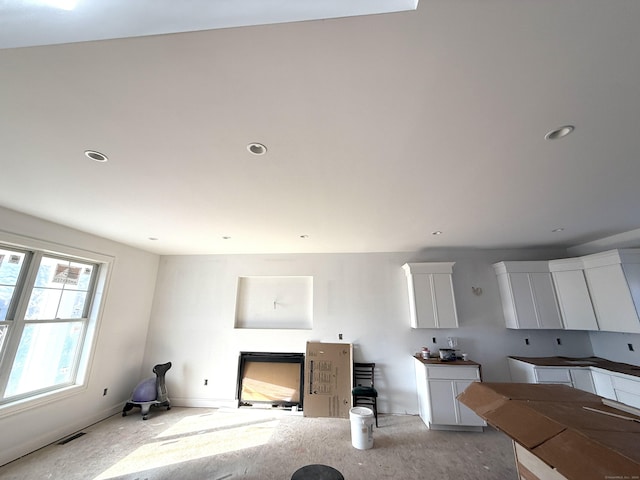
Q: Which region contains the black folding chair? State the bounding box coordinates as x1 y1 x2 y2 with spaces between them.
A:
352 362 378 427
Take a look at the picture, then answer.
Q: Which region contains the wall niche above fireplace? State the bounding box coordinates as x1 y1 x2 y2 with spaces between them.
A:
234 276 313 329
236 352 305 410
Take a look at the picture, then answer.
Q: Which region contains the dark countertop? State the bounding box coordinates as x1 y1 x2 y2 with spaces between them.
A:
413 355 481 367
509 355 640 378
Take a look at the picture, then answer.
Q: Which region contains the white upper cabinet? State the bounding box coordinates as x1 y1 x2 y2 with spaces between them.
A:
582 249 640 334
549 258 599 330
402 262 459 329
493 261 563 329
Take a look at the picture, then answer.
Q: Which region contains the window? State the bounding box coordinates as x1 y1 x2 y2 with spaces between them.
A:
0 244 105 406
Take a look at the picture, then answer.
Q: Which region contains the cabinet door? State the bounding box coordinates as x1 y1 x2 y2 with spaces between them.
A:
612 375 640 409
507 273 539 328
454 380 486 426
432 273 458 328
591 370 616 400
409 273 458 329
498 272 562 329
552 270 599 330
534 367 572 384
585 265 640 333
427 379 485 427
411 274 437 328
508 358 537 383
569 369 595 393
428 380 458 425
496 273 519 329
615 390 640 409
529 273 563 329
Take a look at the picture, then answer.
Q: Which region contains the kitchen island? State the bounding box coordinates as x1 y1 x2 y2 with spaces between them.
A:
458 382 640 480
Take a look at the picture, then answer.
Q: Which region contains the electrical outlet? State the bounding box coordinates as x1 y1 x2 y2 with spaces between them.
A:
525 338 530 345
204 379 208 386
103 388 108 396
629 343 635 352
556 338 562 345
432 337 437 344
338 333 343 340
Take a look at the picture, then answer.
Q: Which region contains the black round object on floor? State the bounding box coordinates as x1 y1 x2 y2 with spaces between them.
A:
291 464 344 480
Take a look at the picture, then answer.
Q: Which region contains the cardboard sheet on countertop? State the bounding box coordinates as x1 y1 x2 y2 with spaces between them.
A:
458 382 640 480
534 429 640 478
459 382 598 417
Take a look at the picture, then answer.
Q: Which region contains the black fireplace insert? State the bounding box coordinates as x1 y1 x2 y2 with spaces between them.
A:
236 351 305 410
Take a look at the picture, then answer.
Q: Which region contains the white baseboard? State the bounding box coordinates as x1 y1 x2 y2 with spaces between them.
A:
170 397 237 409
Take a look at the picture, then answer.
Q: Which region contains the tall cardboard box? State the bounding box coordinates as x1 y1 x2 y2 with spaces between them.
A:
304 342 353 418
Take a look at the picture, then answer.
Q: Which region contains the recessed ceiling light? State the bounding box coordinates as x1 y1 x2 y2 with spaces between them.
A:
222 236 231 240
148 237 159 241
432 231 443 236
84 150 108 162
545 125 574 140
300 234 309 239
247 143 267 155
552 228 565 233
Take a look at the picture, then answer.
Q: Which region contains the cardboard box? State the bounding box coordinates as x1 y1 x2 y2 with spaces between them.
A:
303 342 353 418
458 382 640 480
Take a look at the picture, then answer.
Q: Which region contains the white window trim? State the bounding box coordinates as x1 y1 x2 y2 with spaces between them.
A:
0 230 114 419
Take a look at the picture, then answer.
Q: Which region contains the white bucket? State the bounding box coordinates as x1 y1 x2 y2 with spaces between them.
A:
349 407 374 450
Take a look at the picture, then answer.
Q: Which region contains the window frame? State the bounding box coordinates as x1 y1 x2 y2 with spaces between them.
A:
0 231 113 418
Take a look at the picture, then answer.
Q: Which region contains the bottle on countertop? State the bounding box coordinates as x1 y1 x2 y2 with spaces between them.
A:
421 347 430 359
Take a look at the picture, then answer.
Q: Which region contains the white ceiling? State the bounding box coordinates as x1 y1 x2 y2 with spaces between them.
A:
1 0 640 255
0 0 418 49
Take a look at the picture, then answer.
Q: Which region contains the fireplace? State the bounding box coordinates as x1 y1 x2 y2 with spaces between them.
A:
236 352 305 409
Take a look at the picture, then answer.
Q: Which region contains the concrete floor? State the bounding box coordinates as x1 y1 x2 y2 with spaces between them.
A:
0 407 519 480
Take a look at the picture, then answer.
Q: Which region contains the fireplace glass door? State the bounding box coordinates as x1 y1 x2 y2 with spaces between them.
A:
237 352 304 409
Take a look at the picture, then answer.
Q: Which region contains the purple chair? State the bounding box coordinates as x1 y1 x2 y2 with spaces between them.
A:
122 362 172 420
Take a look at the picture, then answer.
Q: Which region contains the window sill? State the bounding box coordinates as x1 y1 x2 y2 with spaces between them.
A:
0 384 87 419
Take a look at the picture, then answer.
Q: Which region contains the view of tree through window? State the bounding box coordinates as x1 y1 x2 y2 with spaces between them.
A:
0 245 101 403
0 248 27 321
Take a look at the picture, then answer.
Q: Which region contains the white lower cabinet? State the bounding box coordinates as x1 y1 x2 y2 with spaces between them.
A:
414 358 485 431
593 369 640 409
510 359 640 409
535 367 595 393
508 358 595 393
611 374 640 409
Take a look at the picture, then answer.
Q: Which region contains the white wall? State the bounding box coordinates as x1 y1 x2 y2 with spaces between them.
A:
4 204 636 466
144 247 596 416
0 207 159 467
589 331 640 365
